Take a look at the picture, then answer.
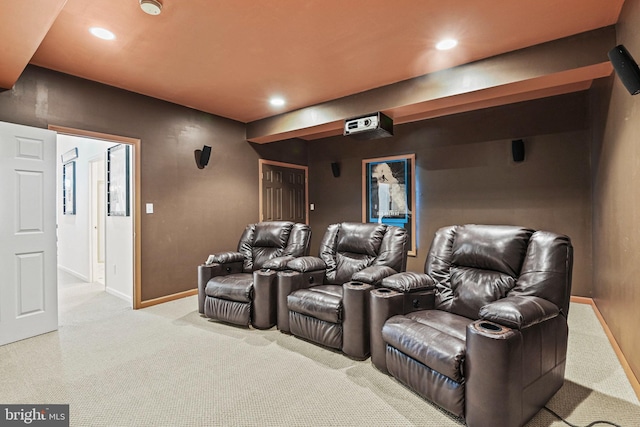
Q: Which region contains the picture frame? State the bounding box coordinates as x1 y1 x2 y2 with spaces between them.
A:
107 144 130 216
362 154 416 256
62 161 76 215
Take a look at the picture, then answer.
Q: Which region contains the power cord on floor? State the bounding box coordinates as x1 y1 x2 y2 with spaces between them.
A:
543 406 622 427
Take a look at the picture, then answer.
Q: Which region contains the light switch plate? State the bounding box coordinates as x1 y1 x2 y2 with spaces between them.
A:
146 203 154 214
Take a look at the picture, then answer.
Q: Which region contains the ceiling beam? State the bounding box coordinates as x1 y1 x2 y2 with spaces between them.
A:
0 0 68 89
247 25 616 143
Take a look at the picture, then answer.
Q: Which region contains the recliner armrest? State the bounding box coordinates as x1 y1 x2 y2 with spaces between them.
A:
286 256 326 272
276 268 326 332
370 288 405 373
262 255 295 270
198 263 227 314
352 266 397 286
342 282 374 359
206 251 244 265
198 252 245 314
381 272 436 293
479 295 559 329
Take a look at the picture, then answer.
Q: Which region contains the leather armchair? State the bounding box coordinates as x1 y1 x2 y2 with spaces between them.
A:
278 222 408 359
370 224 573 427
198 221 311 329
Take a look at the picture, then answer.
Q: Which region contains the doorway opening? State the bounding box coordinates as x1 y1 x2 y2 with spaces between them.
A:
51 125 141 308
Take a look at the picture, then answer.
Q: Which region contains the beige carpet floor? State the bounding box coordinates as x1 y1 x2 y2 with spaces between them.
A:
1 274 638 426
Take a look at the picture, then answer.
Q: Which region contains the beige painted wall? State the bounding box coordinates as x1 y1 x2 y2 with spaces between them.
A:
592 0 640 381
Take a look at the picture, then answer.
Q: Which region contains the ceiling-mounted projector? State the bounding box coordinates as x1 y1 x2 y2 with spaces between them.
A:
344 112 393 139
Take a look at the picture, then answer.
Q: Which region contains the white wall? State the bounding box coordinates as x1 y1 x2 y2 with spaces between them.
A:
105 144 134 304
57 135 133 306
57 134 115 280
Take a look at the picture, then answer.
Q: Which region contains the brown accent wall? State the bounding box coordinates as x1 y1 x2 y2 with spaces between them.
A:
592 0 640 381
0 65 307 301
308 92 593 296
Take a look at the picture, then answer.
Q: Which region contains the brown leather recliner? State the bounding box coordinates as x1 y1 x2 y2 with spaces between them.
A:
370 224 573 427
277 222 408 359
198 221 311 329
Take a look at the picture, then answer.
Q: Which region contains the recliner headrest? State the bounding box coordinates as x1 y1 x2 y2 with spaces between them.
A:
336 222 386 256
451 225 534 277
253 221 293 248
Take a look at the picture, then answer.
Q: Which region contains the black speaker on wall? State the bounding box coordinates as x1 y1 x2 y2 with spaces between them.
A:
608 44 640 95
512 139 525 163
200 145 212 166
195 145 212 169
331 162 341 178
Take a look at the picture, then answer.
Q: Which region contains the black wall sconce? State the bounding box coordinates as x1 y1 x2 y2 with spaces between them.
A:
195 145 212 169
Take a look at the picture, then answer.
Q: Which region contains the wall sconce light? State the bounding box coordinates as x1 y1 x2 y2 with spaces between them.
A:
195 145 212 169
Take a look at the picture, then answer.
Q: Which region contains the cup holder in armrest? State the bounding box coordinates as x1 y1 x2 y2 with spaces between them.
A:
344 281 372 292
376 288 393 294
479 322 501 331
473 321 509 335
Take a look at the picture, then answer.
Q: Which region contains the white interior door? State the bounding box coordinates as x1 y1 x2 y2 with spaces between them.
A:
0 121 57 346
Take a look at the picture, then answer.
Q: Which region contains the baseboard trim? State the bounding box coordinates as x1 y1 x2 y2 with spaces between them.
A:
105 287 133 307
569 296 593 305
57 265 90 282
139 289 198 309
570 296 640 400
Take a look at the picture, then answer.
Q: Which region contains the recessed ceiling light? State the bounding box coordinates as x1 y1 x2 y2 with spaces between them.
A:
270 97 285 107
436 39 458 51
89 27 115 40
